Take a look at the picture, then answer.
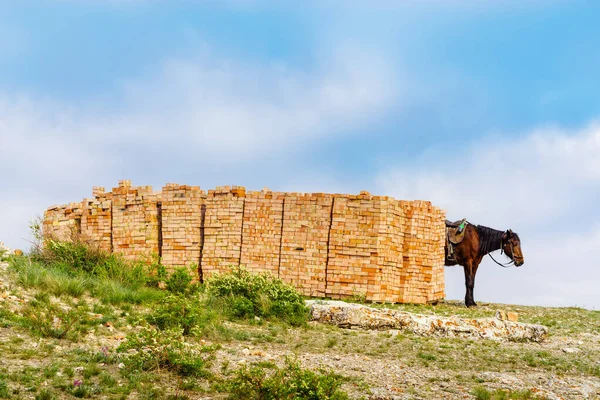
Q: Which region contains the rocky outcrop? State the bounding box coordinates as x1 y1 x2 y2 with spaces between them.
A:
307 300 548 342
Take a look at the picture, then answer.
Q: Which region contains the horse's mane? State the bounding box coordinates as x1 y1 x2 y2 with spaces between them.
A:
475 225 504 256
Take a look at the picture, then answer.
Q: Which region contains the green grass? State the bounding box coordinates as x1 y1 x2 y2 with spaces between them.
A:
1 236 598 400
218 357 349 400
471 386 540 399
9 256 165 305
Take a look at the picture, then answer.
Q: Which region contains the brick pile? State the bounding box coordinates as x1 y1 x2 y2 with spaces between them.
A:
398 201 446 304
240 190 285 277
43 201 84 242
327 192 382 300
81 187 113 252
43 181 447 304
374 198 405 302
201 186 245 278
279 193 333 297
111 180 160 261
160 183 205 269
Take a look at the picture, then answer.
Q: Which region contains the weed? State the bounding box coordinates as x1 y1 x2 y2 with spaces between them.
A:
19 301 88 340
117 327 219 378
146 294 209 335
206 266 308 326
220 356 349 400
166 266 194 294
35 389 56 400
0 380 9 399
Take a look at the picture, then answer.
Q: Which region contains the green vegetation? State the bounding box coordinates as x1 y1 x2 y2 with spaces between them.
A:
117 327 219 378
206 265 308 326
219 357 349 400
0 232 598 399
471 386 539 400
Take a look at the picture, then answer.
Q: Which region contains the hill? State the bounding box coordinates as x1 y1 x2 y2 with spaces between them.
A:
0 243 598 400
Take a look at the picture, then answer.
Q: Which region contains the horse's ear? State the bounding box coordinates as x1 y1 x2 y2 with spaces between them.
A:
508 229 513 235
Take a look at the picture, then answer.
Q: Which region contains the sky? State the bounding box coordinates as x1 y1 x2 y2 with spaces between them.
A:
1 0 599 309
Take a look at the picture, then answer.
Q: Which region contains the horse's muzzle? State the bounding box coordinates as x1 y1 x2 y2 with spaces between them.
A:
515 259 524 267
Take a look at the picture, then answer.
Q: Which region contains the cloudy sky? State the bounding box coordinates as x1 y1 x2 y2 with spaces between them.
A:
1 1 599 309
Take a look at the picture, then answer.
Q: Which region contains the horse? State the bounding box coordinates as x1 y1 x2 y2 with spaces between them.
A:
444 222 524 307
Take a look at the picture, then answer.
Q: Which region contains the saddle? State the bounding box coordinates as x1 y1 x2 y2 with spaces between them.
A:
446 218 467 244
445 218 467 262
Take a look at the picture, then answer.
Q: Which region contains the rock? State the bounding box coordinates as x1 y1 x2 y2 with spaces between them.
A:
307 300 548 342
562 347 581 354
507 312 519 322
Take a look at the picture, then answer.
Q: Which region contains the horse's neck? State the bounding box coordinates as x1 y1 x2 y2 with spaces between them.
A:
476 226 504 256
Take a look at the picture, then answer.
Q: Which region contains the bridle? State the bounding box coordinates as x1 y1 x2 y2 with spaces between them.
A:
488 234 520 268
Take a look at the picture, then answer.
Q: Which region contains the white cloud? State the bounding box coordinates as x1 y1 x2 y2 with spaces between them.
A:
0 44 396 249
92 47 395 159
377 123 600 309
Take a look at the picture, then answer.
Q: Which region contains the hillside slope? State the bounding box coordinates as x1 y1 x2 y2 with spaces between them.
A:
0 247 599 400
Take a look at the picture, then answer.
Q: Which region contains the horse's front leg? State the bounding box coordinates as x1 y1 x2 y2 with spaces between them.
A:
463 262 477 307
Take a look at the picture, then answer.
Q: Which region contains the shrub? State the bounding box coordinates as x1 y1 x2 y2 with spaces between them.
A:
166 267 194 294
145 256 168 288
117 327 219 378
19 299 92 340
221 357 349 400
206 266 308 326
0 379 9 399
146 294 208 335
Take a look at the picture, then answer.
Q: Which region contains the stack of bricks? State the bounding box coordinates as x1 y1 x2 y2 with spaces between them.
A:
279 193 333 297
397 200 446 303
374 197 405 302
240 189 285 277
42 181 448 304
201 186 246 278
160 183 205 269
428 206 446 302
43 201 84 241
327 192 382 300
111 180 160 261
81 187 113 252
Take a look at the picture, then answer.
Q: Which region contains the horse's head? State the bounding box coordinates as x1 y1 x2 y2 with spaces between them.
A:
502 229 524 266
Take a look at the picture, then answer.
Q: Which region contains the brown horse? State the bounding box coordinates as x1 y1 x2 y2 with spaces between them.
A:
445 223 524 307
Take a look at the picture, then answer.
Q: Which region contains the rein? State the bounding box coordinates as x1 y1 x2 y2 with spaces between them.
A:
488 237 515 268
488 252 514 268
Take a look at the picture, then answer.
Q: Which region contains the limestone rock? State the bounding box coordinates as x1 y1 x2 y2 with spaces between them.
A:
307 300 548 342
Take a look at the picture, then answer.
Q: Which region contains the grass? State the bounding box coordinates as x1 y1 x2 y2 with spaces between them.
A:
9 255 165 306
1 235 599 399
218 357 349 400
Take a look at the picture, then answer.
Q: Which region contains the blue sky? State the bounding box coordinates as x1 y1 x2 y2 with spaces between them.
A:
2 1 599 308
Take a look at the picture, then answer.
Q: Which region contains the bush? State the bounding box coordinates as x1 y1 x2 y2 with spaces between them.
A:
117 327 219 378
221 357 349 400
166 267 194 294
19 299 92 340
206 266 308 326
0 379 9 399
146 294 208 335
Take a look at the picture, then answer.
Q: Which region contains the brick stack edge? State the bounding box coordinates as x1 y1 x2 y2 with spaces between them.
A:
43 181 446 304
